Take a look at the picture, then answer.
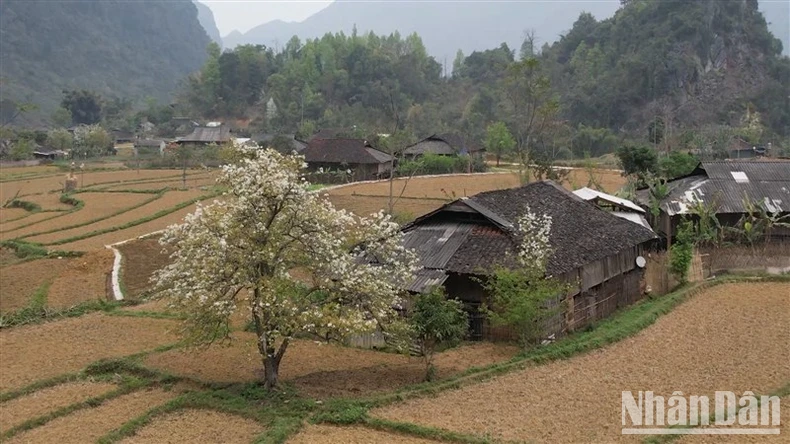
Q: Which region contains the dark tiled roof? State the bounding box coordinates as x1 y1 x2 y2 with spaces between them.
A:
302 138 393 165
178 126 231 143
403 133 484 156
405 181 656 277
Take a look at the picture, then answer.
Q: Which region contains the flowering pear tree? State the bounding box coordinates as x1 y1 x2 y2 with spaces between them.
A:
482 205 566 350
154 148 418 389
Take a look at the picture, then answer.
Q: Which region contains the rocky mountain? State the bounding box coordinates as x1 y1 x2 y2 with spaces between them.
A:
222 0 789 60
194 1 222 45
0 0 212 124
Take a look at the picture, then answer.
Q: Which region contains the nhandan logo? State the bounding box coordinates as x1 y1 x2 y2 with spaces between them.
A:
622 391 781 435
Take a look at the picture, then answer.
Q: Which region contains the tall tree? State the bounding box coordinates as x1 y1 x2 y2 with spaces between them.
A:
61 90 102 125
485 121 516 166
154 149 418 389
502 58 558 182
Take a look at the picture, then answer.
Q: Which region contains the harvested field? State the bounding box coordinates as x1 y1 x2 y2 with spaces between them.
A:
0 165 60 180
21 192 74 211
329 173 521 199
327 194 446 218
12 192 154 239
0 169 194 202
144 336 517 398
0 207 29 222
100 175 218 192
23 189 204 245
328 170 626 200
46 249 114 308
288 425 437 444
0 258 73 313
0 381 117 433
679 395 789 443
372 282 790 443
0 211 62 234
118 409 264 444
5 388 177 444
55 201 203 251
0 313 178 391
116 238 170 299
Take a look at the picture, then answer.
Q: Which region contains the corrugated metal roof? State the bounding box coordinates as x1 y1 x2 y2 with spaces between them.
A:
402 222 475 269
573 187 645 213
611 212 653 231
701 161 790 182
406 269 448 293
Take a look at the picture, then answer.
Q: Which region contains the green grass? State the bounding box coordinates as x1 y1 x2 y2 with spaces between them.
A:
0 298 122 329
3 199 42 212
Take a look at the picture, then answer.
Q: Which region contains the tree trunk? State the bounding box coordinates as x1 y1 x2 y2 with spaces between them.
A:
496 154 500 167
263 355 280 390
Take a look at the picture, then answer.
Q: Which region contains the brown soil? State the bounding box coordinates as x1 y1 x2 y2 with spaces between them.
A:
144 336 517 399
12 192 154 240
679 396 789 443
55 201 204 251
0 258 73 313
372 282 790 443
116 238 171 299
5 388 177 444
0 247 22 267
101 176 218 192
1 169 195 202
123 299 171 312
23 190 204 245
327 194 445 219
46 249 114 309
287 424 437 444
118 409 264 444
0 313 179 391
328 170 626 200
0 381 117 433
22 193 74 211
0 212 63 235
0 207 29 222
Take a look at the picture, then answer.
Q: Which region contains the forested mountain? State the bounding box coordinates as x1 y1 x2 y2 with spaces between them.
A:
222 0 789 60
194 1 222 45
222 0 621 63
182 0 788 155
0 0 211 124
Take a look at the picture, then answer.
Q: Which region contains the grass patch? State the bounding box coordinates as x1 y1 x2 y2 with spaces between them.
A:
4 199 42 212
44 191 220 246
0 298 122 329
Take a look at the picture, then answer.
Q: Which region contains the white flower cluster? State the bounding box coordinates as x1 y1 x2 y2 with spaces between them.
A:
515 205 553 277
152 148 419 355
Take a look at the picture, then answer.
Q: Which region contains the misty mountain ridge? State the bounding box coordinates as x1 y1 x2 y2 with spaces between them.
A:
221 0 789 59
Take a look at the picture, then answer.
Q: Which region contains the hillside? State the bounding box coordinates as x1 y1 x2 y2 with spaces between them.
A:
194 1 222 45
222 0 788 60
0 0 212 125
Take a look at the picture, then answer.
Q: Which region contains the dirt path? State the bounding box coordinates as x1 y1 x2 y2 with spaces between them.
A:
287 425 438 444
372 282 790 443
0 381 116 433
0 313 178 392
118 409 264 443
5 388 176 444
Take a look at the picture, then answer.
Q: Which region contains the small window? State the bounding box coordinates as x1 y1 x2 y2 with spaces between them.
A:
731 171 749 183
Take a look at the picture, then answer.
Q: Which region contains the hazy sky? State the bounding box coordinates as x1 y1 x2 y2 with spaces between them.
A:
201 0 333 36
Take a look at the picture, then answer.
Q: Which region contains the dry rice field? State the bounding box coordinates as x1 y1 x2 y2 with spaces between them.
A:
5 388 178 444
288 425 438 444
144 335 517 399
0 257 73 313
118 409 265 444
372 282 790 443
0 381 117 433
0 313 178 391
